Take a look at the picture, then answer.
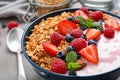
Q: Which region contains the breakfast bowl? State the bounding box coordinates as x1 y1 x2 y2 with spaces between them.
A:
21 8 120 80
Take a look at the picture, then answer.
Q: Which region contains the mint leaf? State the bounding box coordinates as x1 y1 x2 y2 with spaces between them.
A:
75 16 103 30
66 51 77 65
67 62 80 70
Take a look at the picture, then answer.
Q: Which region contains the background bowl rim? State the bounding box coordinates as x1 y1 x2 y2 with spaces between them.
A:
21 8 120 78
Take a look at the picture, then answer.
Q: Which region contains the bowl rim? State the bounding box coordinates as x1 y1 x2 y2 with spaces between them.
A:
21 8 120 78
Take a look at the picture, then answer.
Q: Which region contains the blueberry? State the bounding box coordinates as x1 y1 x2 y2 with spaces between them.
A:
88 40 97 45
65 34 74 43
1 22 7 28
80 34 87 40
80 25 87 31
67 16 75 22
56 51 66 60
98 20 104 25
68 70 76 76
66 46 74 52
76 53 81 59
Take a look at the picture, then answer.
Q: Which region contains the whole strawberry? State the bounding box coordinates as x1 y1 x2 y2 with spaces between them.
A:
50 32 64 46
50 59 67 74
7 21 19 30
70 38 87 52
70 29 83 38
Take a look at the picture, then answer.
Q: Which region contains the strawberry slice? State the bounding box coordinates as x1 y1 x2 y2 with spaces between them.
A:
85 28 102 40
105 18 120 31
42 42 58 56
74 10 89 20
58 20 77 36
79 44 99 64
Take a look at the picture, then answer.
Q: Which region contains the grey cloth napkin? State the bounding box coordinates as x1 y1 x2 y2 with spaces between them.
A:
0 0 29 21
0 0 82 22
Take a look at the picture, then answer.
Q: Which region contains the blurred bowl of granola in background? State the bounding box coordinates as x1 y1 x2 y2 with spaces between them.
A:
28 0 72 16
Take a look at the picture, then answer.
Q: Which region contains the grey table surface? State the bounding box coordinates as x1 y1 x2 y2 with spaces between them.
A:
0 0 120 80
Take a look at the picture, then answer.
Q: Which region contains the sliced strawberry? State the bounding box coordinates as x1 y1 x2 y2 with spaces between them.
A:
74 10 89 20
85 28 102 40
79 44 99 64
58 20 77 36
42 42 58 56
105 18 120 31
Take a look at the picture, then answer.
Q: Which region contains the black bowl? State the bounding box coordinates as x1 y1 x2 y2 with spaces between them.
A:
21 8 120 80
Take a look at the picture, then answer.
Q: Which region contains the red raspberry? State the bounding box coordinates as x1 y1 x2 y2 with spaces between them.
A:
50 59 67 74
70 29 83 38
80 7 89 16
7 21 19 30
103 28 115 38
89 11 103 21
70 38 87 52
50 32 64 46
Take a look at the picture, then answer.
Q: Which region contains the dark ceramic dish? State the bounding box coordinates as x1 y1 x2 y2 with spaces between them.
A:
21 8 120 80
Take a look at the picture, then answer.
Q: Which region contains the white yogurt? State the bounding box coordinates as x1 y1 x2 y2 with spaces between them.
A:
77 31 120 76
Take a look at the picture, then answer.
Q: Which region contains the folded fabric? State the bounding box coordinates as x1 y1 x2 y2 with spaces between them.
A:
0 0 82 21
0 0 30 21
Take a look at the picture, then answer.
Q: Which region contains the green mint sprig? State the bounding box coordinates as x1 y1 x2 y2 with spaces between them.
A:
66 51 77 65
67 62 80 70
75 16 103 30
65 51 80 70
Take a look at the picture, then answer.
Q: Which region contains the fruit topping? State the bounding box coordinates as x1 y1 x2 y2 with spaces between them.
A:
56 51 66 60
1 22 7 28
79 44 99 64
65 34 74 43
105 17 120 31
89 11 103 21
42 42 58 56
70 28 83 38
98 20 104 25
70 38 87 52
88 40 97 45
66 46 74 52
74 10 89 20
7 21 19 30
67 16 75 22
80 25 87 31
68 70 77 76
58 20 77 35
76 53 81 59
50 59 67 74
50 32 64 46
80 34 87 40
85 28 102 40
103 28 115 38
80 7 89 16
